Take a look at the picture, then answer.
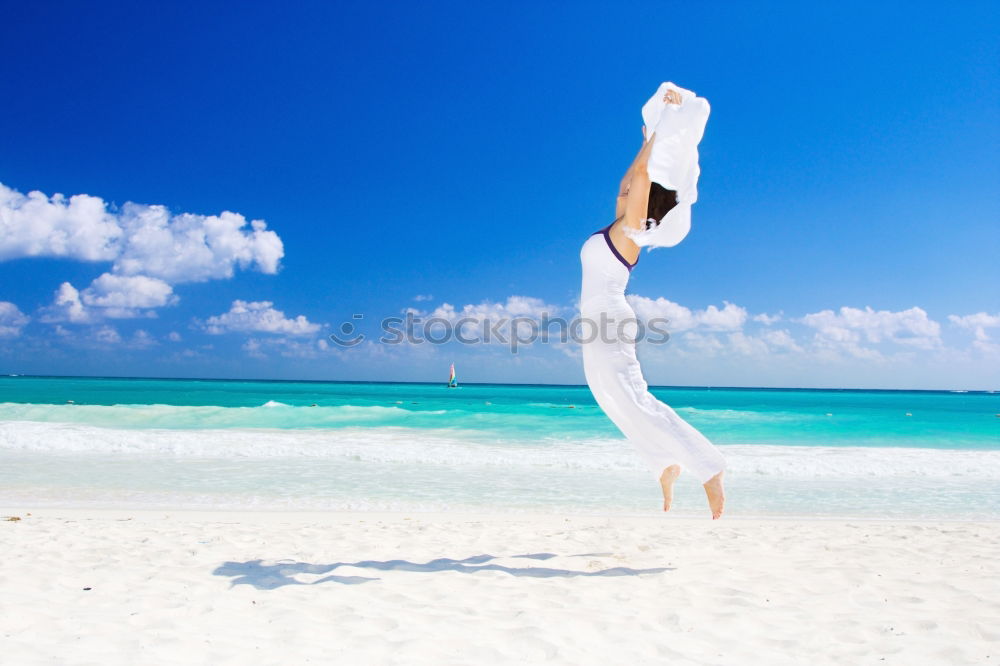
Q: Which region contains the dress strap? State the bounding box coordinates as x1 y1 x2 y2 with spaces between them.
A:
594 225 637 271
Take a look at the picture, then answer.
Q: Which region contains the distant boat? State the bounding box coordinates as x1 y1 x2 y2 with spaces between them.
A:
447 363 458 388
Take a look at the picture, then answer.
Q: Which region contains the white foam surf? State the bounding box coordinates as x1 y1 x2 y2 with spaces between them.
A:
1 421 998 480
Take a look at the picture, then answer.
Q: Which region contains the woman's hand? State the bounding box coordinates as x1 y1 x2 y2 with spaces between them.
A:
663 88 682 105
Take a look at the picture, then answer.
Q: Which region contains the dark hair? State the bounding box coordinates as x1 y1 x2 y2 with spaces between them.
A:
646 183 678 230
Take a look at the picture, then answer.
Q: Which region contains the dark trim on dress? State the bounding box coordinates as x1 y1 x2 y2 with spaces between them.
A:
592 225 638 271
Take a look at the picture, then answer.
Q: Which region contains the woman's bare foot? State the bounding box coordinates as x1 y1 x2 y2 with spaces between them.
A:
703 471 725 519
659 464 681 512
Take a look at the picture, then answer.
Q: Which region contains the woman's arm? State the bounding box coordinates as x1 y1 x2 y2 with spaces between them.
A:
615 128 648 220
619 132 655 232
609 89 684 259
606 133 654 264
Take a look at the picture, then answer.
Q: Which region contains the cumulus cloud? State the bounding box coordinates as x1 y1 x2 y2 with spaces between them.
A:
39 276 177 322
800 306 941 350
426 295 560 322
725 331 772 357
0 302 30 338
948 312 1000 341
112 203 282 283
753 312 782 325
681 331 726 355
759 328 802 352
57 325 160 349
204 300 321 336
80 274 176 316
620 297 955 362
242 338 265 359
92 325 121 345
400 294 990 369
0 183 121 261
627 296 747 333
242 336 331 359
415 295 564 347
949 311 1000 356
2 182 285 322
39 283 93 323
129 329 158 349
673 328 800 358
0 182 283 280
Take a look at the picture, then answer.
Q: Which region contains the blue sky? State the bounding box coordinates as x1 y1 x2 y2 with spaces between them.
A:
1 1 997 389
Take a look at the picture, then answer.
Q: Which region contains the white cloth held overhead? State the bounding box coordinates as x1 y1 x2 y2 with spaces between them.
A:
624 82 711 249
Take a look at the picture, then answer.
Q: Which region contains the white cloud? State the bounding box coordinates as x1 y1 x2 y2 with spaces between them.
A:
759 328 802 352
0 183 121 261
418 295 564 348
3 182 285 322
0 302 29 338
0 183 283 281
726 331 772 356
112 203 282 283
80 273 176 316
671 328 800 358
242 338 265 359
92 325 121 345
753 312 782 325
681 331 726 355
427 295 560 322
800 306 941 350
948 312 1000 341
413 294 433 302
45 324 161 350
949 312 1000 357
204 300 321 336
241 336 331 359
700 302 749 331
627 296 747 333
39 283 93 323
39 275 177 322
167 331 182 342
129 329 158 349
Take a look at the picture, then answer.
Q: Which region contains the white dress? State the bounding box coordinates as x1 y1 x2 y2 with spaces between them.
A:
579 228 726 483
579 82 724 484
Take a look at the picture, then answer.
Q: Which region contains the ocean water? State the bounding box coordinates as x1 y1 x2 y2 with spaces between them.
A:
1 376 998 519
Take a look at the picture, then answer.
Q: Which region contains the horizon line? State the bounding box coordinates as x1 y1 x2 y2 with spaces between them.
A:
1 373 996 395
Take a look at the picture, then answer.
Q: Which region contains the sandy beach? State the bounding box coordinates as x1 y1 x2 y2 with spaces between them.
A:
4 2 998 664
2 509 997 665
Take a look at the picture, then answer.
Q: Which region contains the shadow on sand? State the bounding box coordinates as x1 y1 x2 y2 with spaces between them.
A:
213 552 671 589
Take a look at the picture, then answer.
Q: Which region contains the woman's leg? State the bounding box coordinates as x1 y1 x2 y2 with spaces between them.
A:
617 348 727 517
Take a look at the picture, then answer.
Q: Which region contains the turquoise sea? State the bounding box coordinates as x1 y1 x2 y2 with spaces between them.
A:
1 376 998 518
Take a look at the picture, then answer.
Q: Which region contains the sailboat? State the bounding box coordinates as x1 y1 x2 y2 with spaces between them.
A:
447 363 458 388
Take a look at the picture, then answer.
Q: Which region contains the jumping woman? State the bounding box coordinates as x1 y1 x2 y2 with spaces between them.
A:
580 83 726 518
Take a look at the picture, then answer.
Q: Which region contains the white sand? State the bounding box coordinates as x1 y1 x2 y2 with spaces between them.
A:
1 509 997 665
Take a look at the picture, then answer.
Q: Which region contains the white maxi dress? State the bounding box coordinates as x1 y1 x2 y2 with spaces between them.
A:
579 82 725 484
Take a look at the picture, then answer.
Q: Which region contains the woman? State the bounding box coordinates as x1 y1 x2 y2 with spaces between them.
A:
580 87 726 518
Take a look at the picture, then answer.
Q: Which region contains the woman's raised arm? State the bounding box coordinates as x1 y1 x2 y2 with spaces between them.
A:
616 131 655 233
616 128 649 220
